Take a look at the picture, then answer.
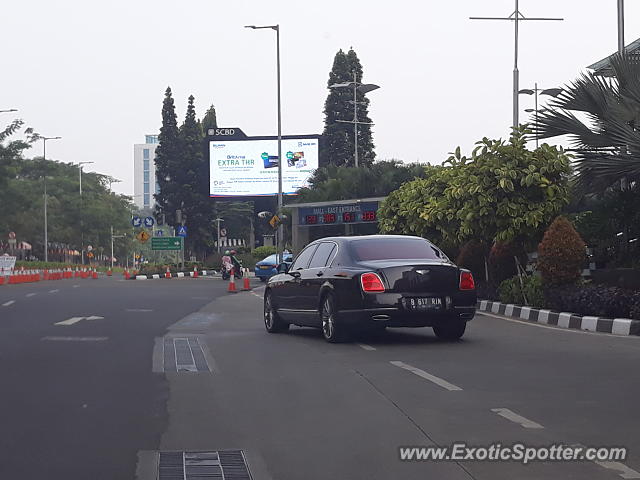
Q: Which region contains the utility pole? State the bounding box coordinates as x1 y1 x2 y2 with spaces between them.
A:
470 0 563 129
111 226 126 269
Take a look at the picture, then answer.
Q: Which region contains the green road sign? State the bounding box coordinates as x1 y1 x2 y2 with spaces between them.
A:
151 237 183 251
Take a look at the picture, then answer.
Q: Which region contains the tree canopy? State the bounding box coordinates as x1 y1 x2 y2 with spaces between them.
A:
536 52 640 193
0 120 133 261
378 129 572 246
295 160 427 203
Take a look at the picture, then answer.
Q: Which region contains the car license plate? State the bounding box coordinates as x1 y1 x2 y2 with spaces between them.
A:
259 265 271 269
403 297 442 311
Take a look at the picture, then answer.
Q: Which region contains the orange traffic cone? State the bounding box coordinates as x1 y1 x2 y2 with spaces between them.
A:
107 269 112 276
193 266 199 278
124 268 130 280
165 266 171 279
227 270 237 293
242 275 251 291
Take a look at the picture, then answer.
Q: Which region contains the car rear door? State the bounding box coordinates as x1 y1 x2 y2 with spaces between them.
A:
299 242 337 318
276 244 317 312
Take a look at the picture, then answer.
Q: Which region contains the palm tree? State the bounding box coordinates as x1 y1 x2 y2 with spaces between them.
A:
536 52 640 194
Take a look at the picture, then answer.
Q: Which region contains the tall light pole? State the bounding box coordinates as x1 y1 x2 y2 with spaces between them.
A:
618 0 625 54
245 24 284 263
0 109 18 113
330 72 380 167
40 136 62 262
470 0 563 130
518 84 563 147
77 161 94 195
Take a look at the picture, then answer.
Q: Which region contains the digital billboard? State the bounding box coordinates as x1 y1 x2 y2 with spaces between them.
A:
209 138 319 197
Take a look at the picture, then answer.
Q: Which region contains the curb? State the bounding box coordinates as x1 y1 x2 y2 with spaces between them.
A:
131 270 217 280
477 300 640 336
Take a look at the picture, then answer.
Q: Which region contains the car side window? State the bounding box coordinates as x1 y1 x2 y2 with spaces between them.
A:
308 242 336 269
290 244 318 271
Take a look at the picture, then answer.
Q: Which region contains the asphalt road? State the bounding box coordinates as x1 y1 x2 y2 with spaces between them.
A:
1 275 639 479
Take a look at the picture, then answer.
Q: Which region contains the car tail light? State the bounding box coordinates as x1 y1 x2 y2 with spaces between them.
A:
459 271 475 290
361 272 385 293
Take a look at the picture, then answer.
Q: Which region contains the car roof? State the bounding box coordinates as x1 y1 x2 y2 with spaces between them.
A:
308 234 429 245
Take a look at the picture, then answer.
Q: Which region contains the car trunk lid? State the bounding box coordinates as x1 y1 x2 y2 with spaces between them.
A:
358 260 459 294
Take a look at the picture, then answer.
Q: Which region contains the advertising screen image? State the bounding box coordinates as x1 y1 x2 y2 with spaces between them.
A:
209 138 319 196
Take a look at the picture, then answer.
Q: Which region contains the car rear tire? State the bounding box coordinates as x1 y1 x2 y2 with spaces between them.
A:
321 293 349 343
264 291 289 333
433 320 466 341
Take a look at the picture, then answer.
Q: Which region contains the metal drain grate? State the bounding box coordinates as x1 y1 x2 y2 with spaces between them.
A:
158 451 251 480
163 337 211 372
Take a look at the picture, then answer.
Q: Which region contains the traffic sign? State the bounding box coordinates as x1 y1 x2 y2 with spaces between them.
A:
144 216 155 227
155 229 164 237
269 215 280 229
131 216 142 227
151 237 182 251
136 230 151 243
220 228 227 238
8 232 16 239
177 225 188 237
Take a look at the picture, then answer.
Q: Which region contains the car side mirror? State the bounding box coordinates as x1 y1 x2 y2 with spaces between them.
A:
277 262 290 273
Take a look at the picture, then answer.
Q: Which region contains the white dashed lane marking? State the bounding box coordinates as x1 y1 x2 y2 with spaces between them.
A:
358 343 376 351
25 293 37 297
125 309 153 312
491 408 544 429
2 300 15 307
49 289 59 294
390 361 463 391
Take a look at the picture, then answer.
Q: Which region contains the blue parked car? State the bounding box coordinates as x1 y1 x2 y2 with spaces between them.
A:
255 252 293 282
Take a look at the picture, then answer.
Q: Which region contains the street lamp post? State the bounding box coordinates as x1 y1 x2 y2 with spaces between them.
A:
0 109 18 113
470 1 563 130
77 161 94 195
329 73 380 168
518 84 563 147
40 136 62 262
245 24 284 263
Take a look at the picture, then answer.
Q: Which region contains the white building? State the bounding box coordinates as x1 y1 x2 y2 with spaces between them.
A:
133 135 159 210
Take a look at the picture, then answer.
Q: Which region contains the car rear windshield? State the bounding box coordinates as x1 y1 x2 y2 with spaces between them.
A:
350 238 444 261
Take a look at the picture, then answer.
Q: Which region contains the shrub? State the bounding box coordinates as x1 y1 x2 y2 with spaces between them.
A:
537 216 587 286
252 245 277 259
455 240 488 281
498 275 545 308
488 242 527 286
544 284 640 319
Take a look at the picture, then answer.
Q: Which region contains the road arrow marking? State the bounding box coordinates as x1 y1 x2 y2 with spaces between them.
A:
54 316 104 326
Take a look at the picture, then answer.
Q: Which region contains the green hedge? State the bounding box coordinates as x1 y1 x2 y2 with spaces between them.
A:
498 275 545 308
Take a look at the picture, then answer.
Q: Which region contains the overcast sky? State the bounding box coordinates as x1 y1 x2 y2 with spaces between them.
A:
4 0 639 196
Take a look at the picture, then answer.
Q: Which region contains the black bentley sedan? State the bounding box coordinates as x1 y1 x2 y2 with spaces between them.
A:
263 235 476 343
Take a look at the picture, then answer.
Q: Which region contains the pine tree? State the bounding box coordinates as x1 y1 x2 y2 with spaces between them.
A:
154 87 181 227
202 104 218 133
321 48 375 167
179 95 210 256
